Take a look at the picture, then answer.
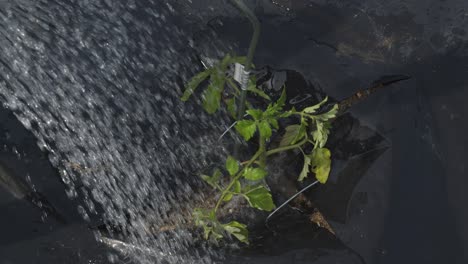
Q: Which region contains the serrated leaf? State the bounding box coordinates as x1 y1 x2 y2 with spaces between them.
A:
291 123 307 144
280 124 301 147
202 75 224 114
311 148 332 184
212 227 224 240
181 70 211 101
235 120 257 141
258 120 272 139
203 225 223 241
226 156 239 176
246 109 263 120
316 104 338 121
312 121 324 147
312 120 332 148
226 98 237 119
193 208 224 241
247 78 271 100
276 88 287 108
279 109 294 118
244 186 275 211
243 167 268 181
264 88 287 117
303 97 328 114
264 104 274 117
298 155 312 181
223 221 249 244
268 118 279 129
248 87 271 100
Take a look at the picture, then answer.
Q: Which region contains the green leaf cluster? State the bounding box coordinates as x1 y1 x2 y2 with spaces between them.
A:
298 147 332 183
196 155 274 243
182 54 339 244
182 54 249 114
278 97 337 182
198 156 275 211
234 89 287 141
193 208 249 243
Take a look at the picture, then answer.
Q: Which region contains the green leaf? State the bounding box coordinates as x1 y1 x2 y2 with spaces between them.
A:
312 120 332 148
203 225 224 241
316 104 338 121
303 97 328 114
311 121 324 147
200 169 221 188
258 120 272 139
181 70 211 101
248 87 271 100
226 156 239 176
298 155 311 181
226 98 237 119
247 78 271 100
243 167 268 181
276 88 287 109
233 180 241 193
268 118 279 129
193 208 216 226
202 75 224 114
279 109 294 118
193 208 224 241
223 193 233 202
280 124 301 147
291 123 307 144
235 120 257 141
311 148 332 184
203 226 212 240
244 186 275 211
246 109 263 120
223 221 249 244
264 88 287 117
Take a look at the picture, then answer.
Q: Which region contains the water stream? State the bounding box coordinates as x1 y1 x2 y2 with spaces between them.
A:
0 1 232 263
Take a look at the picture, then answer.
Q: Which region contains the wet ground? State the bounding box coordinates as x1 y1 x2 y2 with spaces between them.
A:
1 0 468 263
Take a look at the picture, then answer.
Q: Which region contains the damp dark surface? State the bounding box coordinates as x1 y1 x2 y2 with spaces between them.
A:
0 104 112 263
1 0 468 263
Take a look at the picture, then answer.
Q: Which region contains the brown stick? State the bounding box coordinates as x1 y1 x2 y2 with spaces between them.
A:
338 75 411 114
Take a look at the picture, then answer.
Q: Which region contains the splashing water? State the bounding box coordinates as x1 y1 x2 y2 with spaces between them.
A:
0 1 232 263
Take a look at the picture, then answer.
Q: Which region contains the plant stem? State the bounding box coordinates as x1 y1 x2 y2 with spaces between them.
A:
231 0 261 158
259 134 266 167
214 149 263 213
265 137 308 156
292 111 317 120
